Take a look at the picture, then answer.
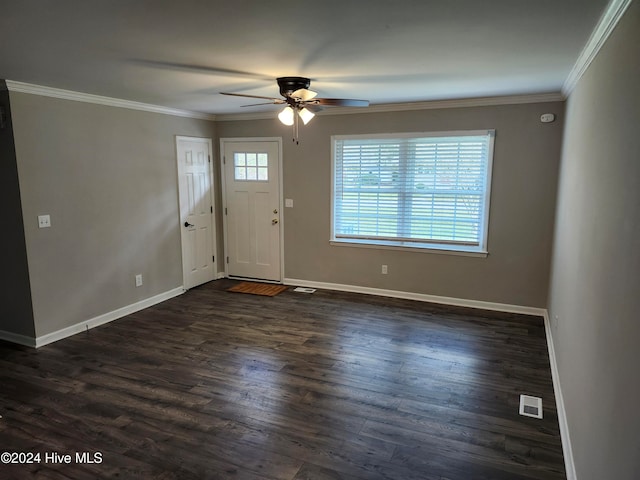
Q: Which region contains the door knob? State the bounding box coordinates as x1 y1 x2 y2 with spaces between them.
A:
272 219 279 225
184 221 194 227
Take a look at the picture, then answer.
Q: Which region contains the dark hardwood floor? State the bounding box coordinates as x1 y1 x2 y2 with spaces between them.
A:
0 279 565 479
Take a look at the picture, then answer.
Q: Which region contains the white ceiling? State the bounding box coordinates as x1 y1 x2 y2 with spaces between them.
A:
0 0 609 115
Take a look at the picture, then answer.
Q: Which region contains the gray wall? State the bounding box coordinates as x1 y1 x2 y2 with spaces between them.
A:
10 92 216 337
548 2 640 479
218 101 564 307
0 82 35 337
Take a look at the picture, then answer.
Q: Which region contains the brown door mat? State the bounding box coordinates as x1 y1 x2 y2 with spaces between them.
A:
227 282 289 297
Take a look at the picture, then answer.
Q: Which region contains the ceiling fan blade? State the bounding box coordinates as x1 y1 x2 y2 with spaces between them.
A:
222 77 368 113
305 105 324 114
309 98 369 107
291 88 317 101
221 92 282 102
240 101 285 107
133 60 272 80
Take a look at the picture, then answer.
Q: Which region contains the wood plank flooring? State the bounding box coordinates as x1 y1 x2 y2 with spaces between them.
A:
0 279 565 479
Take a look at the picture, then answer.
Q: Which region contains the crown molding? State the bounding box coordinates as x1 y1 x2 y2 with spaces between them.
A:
5 80 216 121
5 80 563 123
215 92 565 121
562 0 633 96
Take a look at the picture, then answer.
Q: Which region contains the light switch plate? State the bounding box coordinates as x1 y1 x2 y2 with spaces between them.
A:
38 215 51 228
285 198 294 208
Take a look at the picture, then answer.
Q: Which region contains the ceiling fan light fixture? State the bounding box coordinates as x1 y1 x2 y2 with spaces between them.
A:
278 106 294 126
298 107 315 125
222 77 369 142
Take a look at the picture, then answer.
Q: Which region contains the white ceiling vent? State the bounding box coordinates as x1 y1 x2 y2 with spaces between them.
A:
519 394 543 419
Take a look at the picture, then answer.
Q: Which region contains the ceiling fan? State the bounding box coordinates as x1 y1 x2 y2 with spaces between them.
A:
221 76 369 143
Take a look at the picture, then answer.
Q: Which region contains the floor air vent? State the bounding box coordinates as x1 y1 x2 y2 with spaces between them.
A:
293 287 316 294
519 394 543 419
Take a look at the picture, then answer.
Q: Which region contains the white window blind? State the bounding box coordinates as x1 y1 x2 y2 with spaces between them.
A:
332 131 494 252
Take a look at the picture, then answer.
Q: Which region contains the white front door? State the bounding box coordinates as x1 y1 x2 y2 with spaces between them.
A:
222 139 282 282
176 136 216 290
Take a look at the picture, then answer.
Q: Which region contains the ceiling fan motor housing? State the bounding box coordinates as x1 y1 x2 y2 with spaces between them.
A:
277 76 311 97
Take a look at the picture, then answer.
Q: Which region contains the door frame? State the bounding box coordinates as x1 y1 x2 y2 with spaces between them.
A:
175 135 217 290
219 137 284 283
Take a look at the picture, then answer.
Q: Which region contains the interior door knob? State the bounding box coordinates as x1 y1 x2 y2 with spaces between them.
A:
184 221 194 227
272 219 279 225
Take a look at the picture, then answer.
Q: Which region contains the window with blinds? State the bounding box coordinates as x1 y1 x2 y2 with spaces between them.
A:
332 130 494 253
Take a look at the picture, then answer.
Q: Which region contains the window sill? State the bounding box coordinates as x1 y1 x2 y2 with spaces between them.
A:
330 239 488 258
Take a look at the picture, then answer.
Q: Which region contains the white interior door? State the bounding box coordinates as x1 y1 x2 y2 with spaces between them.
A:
176 136 216 290
222 139 282 282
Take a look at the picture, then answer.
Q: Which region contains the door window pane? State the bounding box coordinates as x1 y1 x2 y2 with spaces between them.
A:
234 152 268 181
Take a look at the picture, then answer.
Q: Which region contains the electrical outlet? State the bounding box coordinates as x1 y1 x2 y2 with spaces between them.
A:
381 265 388 274
540 113 556 123
135 274 143 287
38 214 51 228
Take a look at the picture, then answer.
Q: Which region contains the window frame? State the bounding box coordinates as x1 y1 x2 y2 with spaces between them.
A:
232 152 269 182
330 130 495 256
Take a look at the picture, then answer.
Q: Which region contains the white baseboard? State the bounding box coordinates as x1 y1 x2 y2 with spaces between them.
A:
0 330 37 348
543 312 576 480
31 287 185 348
283 277 546 316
